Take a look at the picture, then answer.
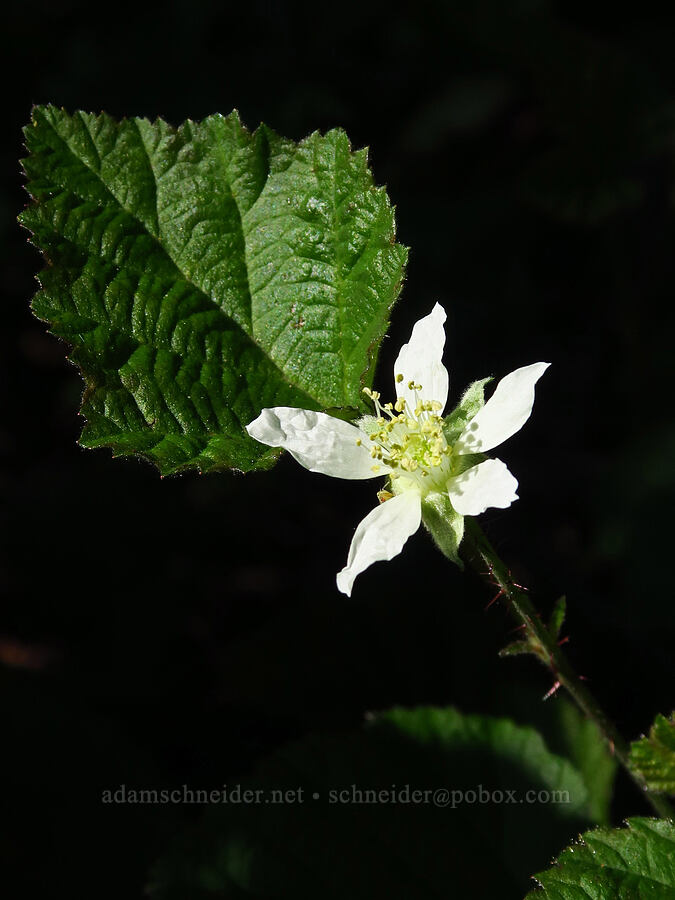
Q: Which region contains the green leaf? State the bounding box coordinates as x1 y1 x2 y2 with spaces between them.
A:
548 596 567 641
551 701 618 825
443 375 492 444
631 712 675 795
421 490 464 567
500 641 533 657
149 707 592 899
498 688 618 826
526 817 675 898
21 106 407 474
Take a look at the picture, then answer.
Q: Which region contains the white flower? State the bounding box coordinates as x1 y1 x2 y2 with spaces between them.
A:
247 304 549 597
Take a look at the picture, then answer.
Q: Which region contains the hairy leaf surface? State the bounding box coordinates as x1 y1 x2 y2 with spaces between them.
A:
527 817 675 898
21 107 407 473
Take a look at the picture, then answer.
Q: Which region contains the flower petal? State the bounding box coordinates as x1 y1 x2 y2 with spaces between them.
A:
336 490 422 596
393 302 449 411
246 407 379 479
455 362 550 454
447 458 519 516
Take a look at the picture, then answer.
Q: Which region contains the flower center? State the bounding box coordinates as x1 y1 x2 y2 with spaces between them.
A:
358 378 454 491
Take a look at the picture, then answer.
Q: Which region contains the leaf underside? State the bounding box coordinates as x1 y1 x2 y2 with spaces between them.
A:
527 817 675 899
21 106 407 474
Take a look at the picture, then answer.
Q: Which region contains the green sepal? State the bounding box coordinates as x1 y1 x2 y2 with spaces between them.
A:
451 451 488 477
442 376 493 444
630 712 675 795
421 491 464 568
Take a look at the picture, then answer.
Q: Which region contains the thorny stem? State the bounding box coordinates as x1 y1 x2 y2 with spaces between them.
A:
462 519 674 821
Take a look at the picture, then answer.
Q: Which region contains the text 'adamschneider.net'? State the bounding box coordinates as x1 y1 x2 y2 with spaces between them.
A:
102 784 571 808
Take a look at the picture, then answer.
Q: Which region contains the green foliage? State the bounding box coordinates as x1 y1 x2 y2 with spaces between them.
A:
496 690 618 827
21 106 407 474
500 641 533 658
631 713 675 795
149 707 591 899
547 596 566 641
526 818 675 898
551 701 618 825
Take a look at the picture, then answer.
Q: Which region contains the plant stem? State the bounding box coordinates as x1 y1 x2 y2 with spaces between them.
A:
462 518 674 820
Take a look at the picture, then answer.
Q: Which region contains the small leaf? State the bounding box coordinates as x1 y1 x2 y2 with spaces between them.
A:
443 376 492 443
547 596 566 640
500 642 533 658
21 106 407 474
630 712 675 795
149 708 591 899
526 817 675 898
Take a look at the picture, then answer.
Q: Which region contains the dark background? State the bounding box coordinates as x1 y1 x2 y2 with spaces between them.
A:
2 1 675 896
